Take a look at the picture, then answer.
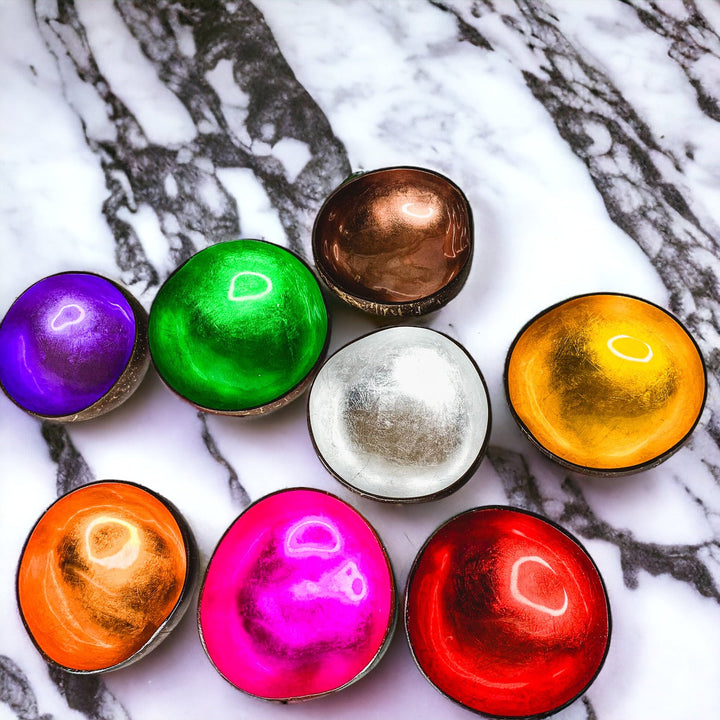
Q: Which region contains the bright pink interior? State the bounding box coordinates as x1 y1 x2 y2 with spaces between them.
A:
199 489 394 699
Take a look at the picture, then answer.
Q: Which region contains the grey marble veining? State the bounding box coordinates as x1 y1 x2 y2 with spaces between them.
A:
2 1 720 718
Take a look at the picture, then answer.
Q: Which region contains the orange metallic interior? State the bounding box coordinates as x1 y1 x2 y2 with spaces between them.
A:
17 482 187 672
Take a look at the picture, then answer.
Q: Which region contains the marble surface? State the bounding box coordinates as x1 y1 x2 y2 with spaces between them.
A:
1 1 719 718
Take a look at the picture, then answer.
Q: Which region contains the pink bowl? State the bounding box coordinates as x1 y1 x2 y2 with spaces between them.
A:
198 488 396 701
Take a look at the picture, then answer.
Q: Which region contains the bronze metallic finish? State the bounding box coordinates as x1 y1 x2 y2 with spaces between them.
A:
312 167 473 316
505 293 707 475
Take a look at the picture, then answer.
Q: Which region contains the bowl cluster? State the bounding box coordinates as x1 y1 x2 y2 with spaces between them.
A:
3 166 707 718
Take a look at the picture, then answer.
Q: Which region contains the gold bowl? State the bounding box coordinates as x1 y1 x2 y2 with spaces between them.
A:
505 293 706 475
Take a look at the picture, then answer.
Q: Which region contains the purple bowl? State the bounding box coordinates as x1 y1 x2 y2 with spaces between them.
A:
0 272 149 421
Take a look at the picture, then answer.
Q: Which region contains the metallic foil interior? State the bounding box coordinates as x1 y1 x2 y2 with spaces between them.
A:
313 167 472 310
309 327 490 501
0 272 149 422
198 488 396 700
405 507 610 718
148 240 328 415
17 482 189 672
506 294 706 472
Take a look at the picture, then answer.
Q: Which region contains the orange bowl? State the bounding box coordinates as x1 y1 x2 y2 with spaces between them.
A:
17 481 196 673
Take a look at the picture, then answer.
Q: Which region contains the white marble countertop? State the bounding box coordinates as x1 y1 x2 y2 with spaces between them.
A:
2 1 720 718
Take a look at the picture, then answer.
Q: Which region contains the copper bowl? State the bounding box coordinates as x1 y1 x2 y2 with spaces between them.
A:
312 167 473 316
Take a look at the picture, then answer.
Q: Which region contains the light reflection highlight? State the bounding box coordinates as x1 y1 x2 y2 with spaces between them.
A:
291 560 367 604
285 517 343 557
228 271 273 301
401 201 435 219
84 516 141 570
50 303 86 331
607 334 654 363
510 555 568 617
284 517 367 604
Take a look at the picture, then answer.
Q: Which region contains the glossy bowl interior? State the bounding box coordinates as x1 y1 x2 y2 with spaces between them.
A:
17 481 197 673
148 239 329 416
505 293 706 475
313 167 473 316
0 272 149 422
198 488 396 701
308 326 491 502
405 506 610 718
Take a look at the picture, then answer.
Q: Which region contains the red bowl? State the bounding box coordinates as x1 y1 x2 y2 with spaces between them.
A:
405 506 610 718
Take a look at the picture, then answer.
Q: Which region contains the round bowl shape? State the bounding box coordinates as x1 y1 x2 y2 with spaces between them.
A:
308 326 491 502
0 272 149 421
312 166 473 316
148 239 329 415
198 488 396 701
505 293 706 475
405 506 610 719
17 481 197 673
